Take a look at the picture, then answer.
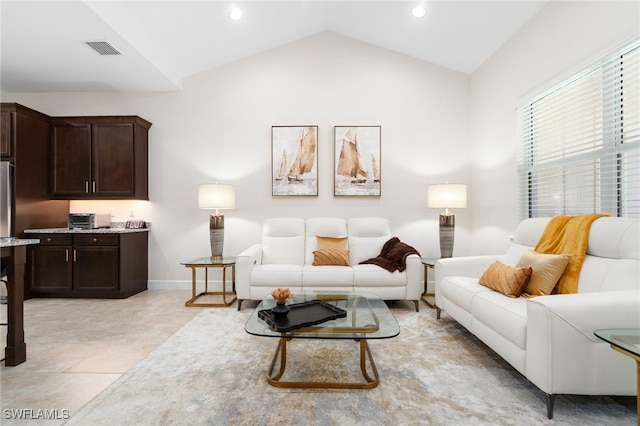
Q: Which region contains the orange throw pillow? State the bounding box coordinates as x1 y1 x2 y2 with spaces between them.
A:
312 249 351 266
478 261 532 298
316 236 348 250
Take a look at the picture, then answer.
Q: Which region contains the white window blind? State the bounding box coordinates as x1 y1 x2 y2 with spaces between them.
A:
517 41 639 219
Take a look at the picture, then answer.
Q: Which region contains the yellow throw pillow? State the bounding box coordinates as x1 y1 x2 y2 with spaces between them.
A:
478 261 532 298
312 249 351 266
316 236 348 250
516 250 570 297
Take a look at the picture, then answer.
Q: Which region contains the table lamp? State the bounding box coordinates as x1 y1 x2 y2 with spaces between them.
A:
198 183 235 259
428 182 467 258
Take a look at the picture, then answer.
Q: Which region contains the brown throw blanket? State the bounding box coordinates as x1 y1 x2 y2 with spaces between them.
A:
535 213 608 294
360 237 420 272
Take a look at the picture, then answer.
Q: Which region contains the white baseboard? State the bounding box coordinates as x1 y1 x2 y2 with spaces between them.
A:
148 280 226 291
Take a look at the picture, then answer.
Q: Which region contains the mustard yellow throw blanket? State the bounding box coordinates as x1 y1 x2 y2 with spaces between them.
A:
534 214 608 294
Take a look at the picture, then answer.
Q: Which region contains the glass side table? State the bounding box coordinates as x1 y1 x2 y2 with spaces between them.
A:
181 257 237 307
594 328 640 425
421 258 439 309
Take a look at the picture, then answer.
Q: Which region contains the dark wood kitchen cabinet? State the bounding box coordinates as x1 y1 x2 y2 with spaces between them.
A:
1 109 11 157
28 234 73 294
0 103 70 237
51 116 151 200
28 231 148 298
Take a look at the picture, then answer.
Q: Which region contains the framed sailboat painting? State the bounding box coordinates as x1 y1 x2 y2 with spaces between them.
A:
334 126 381 196
272 126 318 196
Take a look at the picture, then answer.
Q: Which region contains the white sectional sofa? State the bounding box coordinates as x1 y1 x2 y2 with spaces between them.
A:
435 216 640 418
236 217 422 311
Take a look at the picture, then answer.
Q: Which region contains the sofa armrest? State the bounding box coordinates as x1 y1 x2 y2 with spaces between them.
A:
527 290 640 343
405 254 422 300
526 290 640 394
235 243 262 300
434 255 504 306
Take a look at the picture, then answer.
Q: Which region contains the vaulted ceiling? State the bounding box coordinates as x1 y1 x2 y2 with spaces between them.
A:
1 1 547 93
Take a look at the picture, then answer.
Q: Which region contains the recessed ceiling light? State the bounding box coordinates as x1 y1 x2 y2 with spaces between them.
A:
412 5 427 18
229 6 243 20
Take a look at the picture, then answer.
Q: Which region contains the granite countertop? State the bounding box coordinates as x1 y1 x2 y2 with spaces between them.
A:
0 237 41 248
25 222 150 234
25 227 150 234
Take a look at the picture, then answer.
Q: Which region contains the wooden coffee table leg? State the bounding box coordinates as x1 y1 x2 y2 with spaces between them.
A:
266 338 379 389
359 339 378 384
267 338 287 382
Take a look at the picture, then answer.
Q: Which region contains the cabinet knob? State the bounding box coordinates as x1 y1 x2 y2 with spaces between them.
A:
92 237 98 243
46 237 52 242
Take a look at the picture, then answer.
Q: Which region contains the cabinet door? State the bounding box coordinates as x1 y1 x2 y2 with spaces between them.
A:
73 246 119 292
93 123 135 197
52 124 92 196
1 110 12 158
30 246 73 293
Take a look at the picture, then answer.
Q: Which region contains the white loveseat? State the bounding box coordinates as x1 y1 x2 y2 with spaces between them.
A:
236 217 422 311
435 216 640 418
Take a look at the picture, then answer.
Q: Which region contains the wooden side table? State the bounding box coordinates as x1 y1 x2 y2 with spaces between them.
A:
181 257 237 307
421 258 438 309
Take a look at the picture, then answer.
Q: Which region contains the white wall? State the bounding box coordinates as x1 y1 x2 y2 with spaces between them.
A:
469 0 639 254
2 33 471 288
4 1 638 289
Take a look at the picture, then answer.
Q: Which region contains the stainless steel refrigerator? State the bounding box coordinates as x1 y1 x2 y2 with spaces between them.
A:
1 161 13 238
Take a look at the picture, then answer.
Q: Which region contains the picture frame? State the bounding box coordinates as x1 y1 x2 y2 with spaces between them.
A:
272 126 318 197
334 126 381 196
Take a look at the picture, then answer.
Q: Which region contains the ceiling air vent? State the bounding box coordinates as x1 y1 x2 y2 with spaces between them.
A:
85 41 121 56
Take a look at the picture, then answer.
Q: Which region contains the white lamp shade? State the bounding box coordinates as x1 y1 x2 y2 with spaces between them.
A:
428 183 467 209
198 184 235 210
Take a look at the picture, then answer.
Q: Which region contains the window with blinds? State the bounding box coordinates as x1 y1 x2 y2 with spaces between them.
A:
517 40 639 219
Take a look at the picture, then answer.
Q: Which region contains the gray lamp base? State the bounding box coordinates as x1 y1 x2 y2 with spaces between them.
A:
209 214 225 259
439 213 455 258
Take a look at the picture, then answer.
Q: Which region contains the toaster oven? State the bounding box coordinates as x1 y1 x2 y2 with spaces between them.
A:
68 213 111 229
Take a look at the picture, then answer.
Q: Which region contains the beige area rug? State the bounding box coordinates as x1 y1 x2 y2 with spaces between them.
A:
66 303 635 425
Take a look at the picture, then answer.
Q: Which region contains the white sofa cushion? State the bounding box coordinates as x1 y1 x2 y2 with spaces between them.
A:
503 217 551 266
352 264 406 287
578 257 640 293
250 264 303 288
347 218 391 264
587 217 638 259
472 291 528 350
579 217 639 292
262 218 305 265
302 265 353 287
439 275 490 313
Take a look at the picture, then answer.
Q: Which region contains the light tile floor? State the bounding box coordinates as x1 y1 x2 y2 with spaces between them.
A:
1 290 204 418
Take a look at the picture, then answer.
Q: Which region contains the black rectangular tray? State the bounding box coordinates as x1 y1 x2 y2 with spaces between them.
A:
258 299 347 332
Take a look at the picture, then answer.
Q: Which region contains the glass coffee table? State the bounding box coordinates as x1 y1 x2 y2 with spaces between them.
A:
245 291 400 389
